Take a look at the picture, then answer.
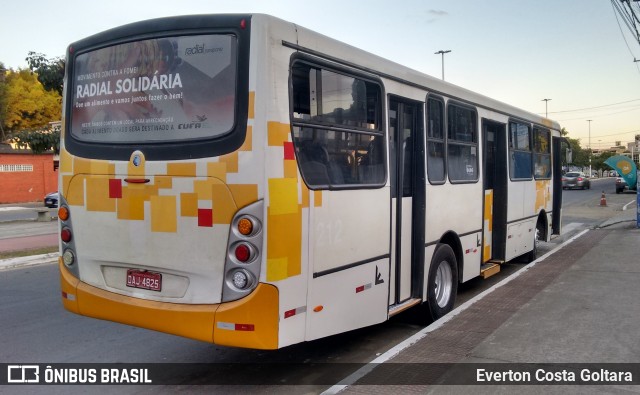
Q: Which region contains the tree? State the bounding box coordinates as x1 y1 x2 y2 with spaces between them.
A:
11 124 60 154
3 69 61 133
0 62 8 142
26 52 65 96
592 151 617 173
565 137 589 168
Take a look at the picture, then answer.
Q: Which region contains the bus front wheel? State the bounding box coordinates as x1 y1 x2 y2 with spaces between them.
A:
426 244 458 321
525 220 544 263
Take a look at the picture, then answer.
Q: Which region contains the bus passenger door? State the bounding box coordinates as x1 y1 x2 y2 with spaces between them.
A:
388 97 425 310
551 136 565 235
482 120 507 265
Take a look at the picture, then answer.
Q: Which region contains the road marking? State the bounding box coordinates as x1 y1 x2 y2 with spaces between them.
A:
623 200 635 211
0 253 58 271
561 222 584 234
321 228 591 395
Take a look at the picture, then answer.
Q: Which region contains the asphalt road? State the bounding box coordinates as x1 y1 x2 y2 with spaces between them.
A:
562 176 637 226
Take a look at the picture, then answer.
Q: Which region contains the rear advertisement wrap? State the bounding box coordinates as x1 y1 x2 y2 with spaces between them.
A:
71 34 237 143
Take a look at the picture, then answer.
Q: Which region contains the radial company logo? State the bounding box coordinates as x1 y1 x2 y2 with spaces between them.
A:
184 43 224 56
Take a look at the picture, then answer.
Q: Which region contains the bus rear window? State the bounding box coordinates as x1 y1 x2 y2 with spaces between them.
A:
71 34 237 143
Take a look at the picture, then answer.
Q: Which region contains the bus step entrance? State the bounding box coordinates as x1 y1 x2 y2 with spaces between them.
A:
388 298 422 317
480 261 502 279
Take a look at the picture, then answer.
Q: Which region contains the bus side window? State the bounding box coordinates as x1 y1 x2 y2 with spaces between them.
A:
298 140 331 186
360 137 384 184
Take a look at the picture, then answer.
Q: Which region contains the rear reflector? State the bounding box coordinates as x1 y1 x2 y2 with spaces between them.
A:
355 283 372 293
284 306 307 319
235 324 255 331
217 322 254 331
61 291 76 301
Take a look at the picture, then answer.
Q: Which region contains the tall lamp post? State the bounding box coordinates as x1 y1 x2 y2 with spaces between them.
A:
434 50 451 81
587 119 592 177
542 98 551 118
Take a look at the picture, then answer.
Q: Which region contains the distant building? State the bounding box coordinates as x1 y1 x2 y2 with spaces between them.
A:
0 144 58 204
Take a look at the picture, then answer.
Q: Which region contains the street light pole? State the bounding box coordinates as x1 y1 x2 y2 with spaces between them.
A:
587 119 592 177
542 98 551 118
434 50 451 81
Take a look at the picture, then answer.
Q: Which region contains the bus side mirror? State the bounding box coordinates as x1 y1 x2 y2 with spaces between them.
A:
566 148 572 164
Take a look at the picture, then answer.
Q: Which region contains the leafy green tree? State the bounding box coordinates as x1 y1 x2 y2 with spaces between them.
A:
26 52 65 96
592 151 617 173
3 69 61 133
565 137 589 168
11 124 60 154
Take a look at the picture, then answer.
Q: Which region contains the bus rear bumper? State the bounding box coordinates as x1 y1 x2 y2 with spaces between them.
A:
59 259 279 349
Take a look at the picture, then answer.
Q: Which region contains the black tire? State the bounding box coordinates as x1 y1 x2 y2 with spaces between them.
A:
426 244 458 321
616 188 622 194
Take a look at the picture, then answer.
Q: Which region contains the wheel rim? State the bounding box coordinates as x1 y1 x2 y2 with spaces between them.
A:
535 225 542 249
434 260 453 308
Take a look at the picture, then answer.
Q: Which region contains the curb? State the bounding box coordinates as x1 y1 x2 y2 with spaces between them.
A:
0 253 59 271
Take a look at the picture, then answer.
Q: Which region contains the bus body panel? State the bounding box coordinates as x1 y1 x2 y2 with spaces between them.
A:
305 257 389 341
253 15 314 348
60 259 280 348
59 153 261 304
425 182 483 244
304 188 390 340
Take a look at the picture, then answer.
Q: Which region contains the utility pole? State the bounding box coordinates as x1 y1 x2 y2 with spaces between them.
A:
587 119 592 177
434 50 451 81
542 98 552 118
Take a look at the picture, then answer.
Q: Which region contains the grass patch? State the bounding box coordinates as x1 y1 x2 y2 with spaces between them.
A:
0 246 58 260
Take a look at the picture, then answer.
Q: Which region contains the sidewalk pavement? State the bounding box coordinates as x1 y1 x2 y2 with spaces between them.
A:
333 211 640 393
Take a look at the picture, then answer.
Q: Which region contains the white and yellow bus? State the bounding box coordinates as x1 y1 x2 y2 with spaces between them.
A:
58 14 565 349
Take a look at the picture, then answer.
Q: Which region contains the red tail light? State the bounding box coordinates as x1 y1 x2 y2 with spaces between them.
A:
234 244 251 262
61 228 72 243
577 177 583 181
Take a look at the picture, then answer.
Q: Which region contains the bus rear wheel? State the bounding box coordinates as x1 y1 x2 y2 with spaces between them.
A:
426 244 458 321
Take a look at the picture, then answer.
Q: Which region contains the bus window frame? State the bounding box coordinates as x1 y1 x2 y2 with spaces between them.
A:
426 94 447 185
446 100 479 185
288 53 387 191
508 118 534 181
533 126 552 180
63 15 252 162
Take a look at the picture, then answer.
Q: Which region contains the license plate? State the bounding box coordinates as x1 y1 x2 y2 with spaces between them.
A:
126 270 162 292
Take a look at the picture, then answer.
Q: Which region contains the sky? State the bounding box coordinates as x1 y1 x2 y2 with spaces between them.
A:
2 0 639 149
